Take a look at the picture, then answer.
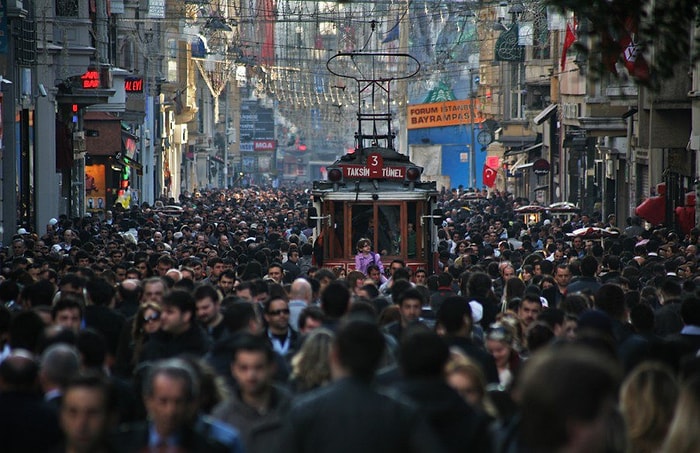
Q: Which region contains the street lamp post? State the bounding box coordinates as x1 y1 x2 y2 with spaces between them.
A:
469 68 477 189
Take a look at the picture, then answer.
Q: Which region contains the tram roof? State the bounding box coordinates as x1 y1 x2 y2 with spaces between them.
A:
311 185 437 201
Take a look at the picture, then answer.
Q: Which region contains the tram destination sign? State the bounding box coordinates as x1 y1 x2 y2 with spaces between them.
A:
341 164 406 180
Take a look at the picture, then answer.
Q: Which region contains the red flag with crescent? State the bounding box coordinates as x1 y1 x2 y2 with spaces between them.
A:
561 19 577 70
483 165 497 188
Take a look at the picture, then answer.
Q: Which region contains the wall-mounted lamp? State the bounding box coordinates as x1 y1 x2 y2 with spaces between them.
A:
497 1 508 21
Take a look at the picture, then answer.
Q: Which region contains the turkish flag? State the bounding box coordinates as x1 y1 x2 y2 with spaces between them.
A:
602 15 650 81
619 16 650 81
483 165 497 188
561 19 576 70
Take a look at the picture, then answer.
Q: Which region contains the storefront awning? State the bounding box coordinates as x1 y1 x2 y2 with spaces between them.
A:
497 135 538 148
504 142 543 156
534 104 557 125
116 155 143 175
512 162 534 172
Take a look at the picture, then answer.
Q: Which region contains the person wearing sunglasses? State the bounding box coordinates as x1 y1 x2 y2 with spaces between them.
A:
263 296 298 358
123 302 162 371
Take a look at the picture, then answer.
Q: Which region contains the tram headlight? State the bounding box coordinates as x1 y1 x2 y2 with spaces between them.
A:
328 167 343 182
406 166 421 181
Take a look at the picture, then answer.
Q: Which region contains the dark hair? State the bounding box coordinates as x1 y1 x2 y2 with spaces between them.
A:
314 268 336 282
193 284 221 303
63 372 117 413
298 306 324 331
396 287 425 307
51 296 84 321
76 328 107 369
236 281 257 297
595 284 626 320
629 303 655 333
230 333 274 364
467 272 492 298
161 290 196 320
539 260 554 275
580 255 599 278
526 322 555 352
59 273 86 290
321 281 350 319
391 279 414 303
399 327 449 378
392 268 411 282
437 296 472 334
335 318 385 381
536 307 563 326
9 311 45 351
222 301 258 333
85 278 115 307
0 280 19 303
348 300 378 319
559 293 590 316
358 284 379 300
263 296 288 314
521 292 543 307
20 280 56 308
437 272 453 288
681 294 700 326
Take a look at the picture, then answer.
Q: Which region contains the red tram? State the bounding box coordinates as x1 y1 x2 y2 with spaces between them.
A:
309 52 441 274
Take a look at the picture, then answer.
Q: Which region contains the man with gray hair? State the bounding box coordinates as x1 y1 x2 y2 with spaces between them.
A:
288 278 313 332
39 343 81 411
115 358 242 452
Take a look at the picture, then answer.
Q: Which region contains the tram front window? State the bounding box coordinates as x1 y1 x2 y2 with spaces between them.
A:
351 205 374 254
400 202 418 258
377 205 400 256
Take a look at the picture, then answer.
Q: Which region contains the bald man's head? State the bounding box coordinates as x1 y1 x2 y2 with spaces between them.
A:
0 350 38 392
290 278 312 303
117 279 142 303
165 269 182 282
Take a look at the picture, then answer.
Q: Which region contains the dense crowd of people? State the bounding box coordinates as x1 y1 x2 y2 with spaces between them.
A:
0 185 699 452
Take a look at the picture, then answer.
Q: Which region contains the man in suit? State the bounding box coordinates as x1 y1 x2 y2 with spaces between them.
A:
114 358 242 452
282 317 443 453
0 350 63 452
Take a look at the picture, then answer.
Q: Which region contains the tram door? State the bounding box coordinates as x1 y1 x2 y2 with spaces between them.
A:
321 201 345 261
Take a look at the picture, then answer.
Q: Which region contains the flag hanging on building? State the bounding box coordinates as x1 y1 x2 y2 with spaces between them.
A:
483 165 497 188
602 15 650 81
618 16 650 80
560 18 577 70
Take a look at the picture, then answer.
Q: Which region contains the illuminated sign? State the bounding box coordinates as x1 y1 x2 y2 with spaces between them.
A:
81 70 100 89
125 77 144 93
254 140 276 151
407 99 484 129
341 164 406 180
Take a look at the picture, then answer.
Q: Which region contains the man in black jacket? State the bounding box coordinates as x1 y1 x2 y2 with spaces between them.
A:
283 317 443 453
396 328 491 453
141 290 212 362
437 296 499 385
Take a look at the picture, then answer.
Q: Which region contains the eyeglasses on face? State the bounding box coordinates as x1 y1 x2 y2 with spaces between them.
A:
267 308 290 316
144 313 161 323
